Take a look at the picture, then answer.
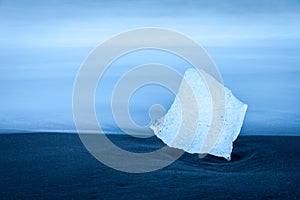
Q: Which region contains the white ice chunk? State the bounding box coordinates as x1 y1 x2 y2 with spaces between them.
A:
150 68 247 160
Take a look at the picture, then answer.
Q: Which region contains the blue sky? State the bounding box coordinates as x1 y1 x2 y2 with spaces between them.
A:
0 0 300 135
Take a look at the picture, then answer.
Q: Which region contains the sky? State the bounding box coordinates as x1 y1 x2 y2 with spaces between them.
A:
0 0 300 135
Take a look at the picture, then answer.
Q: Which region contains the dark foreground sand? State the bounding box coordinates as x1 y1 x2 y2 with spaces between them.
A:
0 133 299 199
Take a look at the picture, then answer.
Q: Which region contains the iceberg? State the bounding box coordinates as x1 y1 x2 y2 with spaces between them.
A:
150 68 247 160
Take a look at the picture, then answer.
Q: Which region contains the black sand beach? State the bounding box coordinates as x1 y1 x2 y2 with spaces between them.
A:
0 133 299 199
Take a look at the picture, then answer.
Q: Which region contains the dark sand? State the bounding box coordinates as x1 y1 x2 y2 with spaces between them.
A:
0 133 299 199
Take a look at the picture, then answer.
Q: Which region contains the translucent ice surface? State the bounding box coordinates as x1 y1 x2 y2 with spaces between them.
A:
150 68 248 160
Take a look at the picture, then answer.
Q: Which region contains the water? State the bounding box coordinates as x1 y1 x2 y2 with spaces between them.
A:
0 46 299 135
1 0 299 135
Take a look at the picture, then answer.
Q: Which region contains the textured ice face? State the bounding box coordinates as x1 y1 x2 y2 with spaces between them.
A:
150 68 247 160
